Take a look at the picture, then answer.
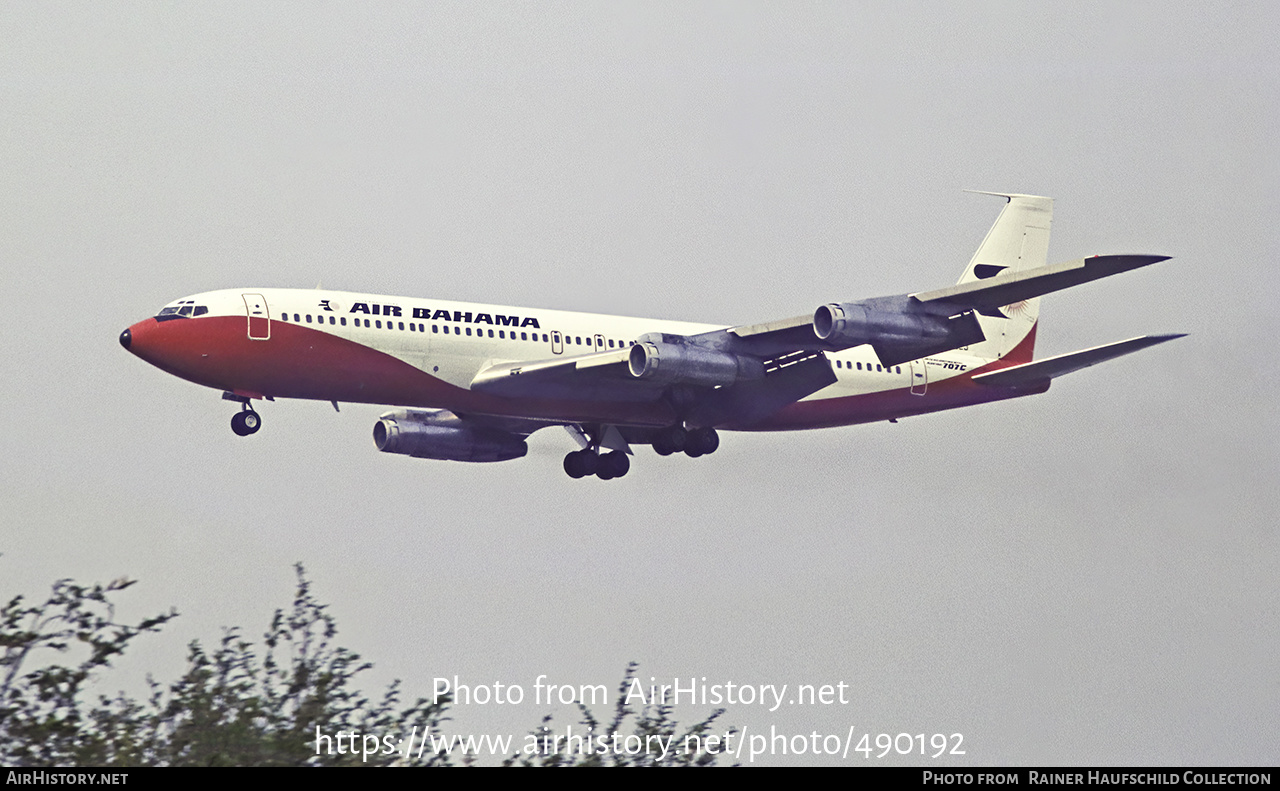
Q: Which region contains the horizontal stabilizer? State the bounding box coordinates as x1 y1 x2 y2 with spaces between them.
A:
972 334 1185 388
914 254 1170 315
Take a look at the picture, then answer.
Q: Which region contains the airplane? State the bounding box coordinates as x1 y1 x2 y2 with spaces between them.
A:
120 192 1182 480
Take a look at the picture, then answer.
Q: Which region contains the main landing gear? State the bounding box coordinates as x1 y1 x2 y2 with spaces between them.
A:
224 392 261 436
652 425 719 458
562 424 720 480
563 448 630 480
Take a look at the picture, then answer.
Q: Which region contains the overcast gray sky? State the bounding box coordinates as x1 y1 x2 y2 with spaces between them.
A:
2 1 1276 766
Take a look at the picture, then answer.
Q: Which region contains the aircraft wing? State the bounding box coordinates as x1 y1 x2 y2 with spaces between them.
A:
712 254 1171 367
469 348 653 402
972 334 1185 388
912 254 1170 316
470 343 837 426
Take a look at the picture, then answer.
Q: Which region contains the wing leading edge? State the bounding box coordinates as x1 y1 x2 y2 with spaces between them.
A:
912 254 1171 317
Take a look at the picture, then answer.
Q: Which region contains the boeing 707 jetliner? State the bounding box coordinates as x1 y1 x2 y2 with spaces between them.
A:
120 193 1182 480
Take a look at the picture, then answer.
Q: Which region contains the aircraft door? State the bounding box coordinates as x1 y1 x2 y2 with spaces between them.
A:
594 333 605 351
909 360 927 395
242 294 270 340
551 330 564 355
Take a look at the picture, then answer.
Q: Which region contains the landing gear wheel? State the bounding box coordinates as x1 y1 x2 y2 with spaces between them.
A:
597 450 630 480
685 427 718 457
653 426 687 455
231 410 261 436
563 449 600 479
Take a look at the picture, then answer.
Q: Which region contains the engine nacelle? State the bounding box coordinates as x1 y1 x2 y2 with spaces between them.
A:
628 333 764 387
813 302 953 346
373 409 527 462
812 297 987 367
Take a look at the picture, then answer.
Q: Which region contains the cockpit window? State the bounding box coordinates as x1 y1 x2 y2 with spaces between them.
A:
155 300 207 321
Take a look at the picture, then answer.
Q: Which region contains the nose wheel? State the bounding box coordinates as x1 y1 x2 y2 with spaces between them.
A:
224 391 262 436
227 400 260 436
231 408 261 436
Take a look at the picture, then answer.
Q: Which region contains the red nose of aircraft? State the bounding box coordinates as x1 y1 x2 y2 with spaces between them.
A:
119 317 166 369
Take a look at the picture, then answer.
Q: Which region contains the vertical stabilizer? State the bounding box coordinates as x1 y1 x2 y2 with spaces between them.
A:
958 192 1052 363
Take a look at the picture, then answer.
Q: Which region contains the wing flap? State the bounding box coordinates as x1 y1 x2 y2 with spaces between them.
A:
689 350 837 427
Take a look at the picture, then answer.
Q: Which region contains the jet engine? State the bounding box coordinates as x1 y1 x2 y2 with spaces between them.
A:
373 409 527 462
813 302 955 346
628 333 764 387
812 297 986 367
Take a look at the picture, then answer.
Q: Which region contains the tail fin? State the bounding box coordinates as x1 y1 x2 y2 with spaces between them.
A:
958 192 1052 363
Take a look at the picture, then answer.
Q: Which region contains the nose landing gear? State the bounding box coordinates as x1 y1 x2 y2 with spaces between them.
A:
230 405 261 436
224 392 262 436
